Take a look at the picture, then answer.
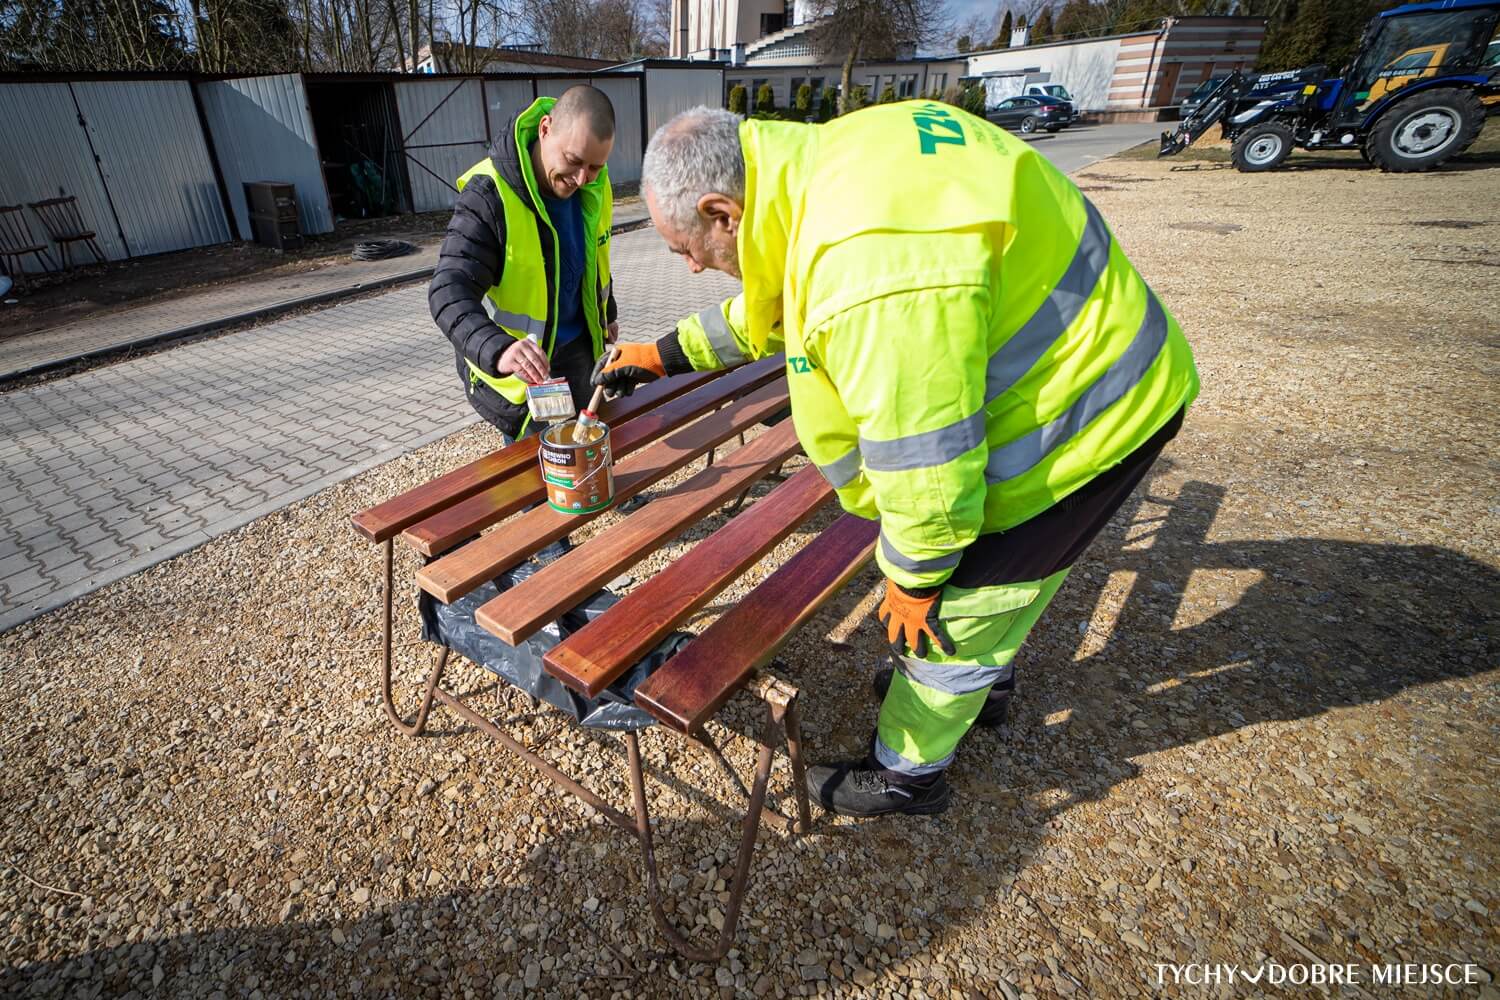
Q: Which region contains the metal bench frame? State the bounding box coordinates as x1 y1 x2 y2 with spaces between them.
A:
370 536 813 962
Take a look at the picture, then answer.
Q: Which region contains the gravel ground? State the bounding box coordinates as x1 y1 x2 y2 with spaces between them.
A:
2 153 1497 999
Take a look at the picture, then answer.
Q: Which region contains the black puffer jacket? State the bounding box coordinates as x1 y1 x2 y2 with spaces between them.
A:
428 111 618 436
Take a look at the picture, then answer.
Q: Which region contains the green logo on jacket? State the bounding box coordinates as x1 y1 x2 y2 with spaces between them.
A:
912 103 966 156
787 356 818 374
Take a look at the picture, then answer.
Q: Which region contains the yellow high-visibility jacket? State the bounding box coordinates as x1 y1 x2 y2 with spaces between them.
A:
667 101 1199 589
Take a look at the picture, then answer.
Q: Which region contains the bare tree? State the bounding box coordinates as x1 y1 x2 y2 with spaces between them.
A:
4 0 193 70
525 0 666 60
806 0 950 113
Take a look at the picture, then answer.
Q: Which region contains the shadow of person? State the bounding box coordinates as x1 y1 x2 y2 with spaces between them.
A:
1022 477 1497 770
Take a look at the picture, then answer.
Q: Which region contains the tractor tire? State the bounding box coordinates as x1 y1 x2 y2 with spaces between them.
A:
1230 122 1295 172
1020 116 1039 134
1365 88 1484 173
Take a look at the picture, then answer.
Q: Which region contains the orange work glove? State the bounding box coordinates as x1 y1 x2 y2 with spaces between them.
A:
590 342 666 397
877 581 956 659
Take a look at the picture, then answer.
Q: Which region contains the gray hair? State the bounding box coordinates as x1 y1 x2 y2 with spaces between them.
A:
642 106 745 232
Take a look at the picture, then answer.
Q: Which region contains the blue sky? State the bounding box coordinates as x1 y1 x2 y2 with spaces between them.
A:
946 0 1005 39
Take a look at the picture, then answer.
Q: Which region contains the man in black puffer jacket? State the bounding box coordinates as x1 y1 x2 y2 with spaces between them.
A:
429 85 620 441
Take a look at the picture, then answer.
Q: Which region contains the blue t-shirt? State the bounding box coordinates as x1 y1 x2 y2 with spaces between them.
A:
541 193 587 347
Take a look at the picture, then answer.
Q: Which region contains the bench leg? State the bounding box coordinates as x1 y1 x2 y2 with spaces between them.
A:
627 715 776 963
377 539 449 736
626 677 810 962
781 693 814 835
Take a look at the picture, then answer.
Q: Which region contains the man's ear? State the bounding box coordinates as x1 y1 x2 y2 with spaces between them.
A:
538 114 552 140
696 193 744 234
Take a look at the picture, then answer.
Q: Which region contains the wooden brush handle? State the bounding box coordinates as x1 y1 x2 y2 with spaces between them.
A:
584 383 607 417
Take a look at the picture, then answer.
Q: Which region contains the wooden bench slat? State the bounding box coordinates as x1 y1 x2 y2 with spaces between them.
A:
401 357 785 557
349 368 726 543
475 421 803 645
416 381 791 605
633 514 878 733
543 465 834 698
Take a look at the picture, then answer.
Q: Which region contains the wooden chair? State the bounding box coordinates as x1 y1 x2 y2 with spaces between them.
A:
27 196 106 271
0 205 58 290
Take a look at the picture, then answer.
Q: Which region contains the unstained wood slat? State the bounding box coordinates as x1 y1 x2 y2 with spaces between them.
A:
416 381 792 604
349 368 725 543
401 357 785 556
633 514 878 733
475 420 803 645
543 465 834 698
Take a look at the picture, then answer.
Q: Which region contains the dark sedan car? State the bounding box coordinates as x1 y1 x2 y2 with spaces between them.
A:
986 95 1075 133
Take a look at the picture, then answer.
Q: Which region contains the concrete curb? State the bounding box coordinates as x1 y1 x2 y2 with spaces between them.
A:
0 217 654 388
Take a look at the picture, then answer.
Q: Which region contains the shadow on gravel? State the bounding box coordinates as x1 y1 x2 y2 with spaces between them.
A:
7 473 1496 995
1037 475 1498 761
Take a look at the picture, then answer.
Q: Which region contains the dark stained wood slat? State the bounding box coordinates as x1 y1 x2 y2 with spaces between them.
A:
349 367 726 543
475 420 803 645
416 381 791 604
634 514 878 733
401 356 786 557
543 465 834 698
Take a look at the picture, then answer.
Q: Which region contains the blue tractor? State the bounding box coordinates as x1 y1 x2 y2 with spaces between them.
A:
1160 0 1499 171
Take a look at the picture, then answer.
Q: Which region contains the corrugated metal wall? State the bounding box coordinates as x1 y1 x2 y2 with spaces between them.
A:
482 79 536 141
533 76 644 184
394 78 487 213
198 74 334 236
643 67 725 137
591 76 643 184
0 70 661 275
71 80 231 256
0 82 124 270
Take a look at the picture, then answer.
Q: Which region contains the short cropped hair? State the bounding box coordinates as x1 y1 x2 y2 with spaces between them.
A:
552 84 615 140
642 106 745 232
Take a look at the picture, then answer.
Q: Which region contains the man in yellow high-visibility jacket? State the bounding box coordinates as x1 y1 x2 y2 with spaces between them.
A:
596 103 1199 818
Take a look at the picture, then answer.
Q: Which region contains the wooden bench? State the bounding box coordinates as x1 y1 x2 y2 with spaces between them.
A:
351 359 877 961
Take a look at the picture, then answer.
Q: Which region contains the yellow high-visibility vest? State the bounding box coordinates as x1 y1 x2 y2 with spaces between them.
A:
457 97 614 407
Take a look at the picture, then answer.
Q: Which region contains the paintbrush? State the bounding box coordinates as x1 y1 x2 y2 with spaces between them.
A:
571 346 618 443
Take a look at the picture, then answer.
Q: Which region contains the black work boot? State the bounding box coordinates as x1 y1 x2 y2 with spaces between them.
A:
804 759 951 817
871 667 1014 728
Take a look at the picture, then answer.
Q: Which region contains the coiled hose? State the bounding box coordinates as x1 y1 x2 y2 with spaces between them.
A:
351 239 418 261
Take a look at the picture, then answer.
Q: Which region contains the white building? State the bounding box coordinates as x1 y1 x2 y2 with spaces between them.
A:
670 0 822 60
965 16 1267 113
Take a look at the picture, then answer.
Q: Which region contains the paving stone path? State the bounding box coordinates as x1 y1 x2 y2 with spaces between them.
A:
0 227 736 632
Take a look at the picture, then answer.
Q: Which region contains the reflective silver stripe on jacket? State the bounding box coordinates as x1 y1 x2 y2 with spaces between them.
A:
879 531 962 575
483 297 547 338
843 199 1114 477
860 410 986 473
697 304 746 366
815 448 862 489
986 292 1169 483
985 199 1112 403
873 733 953 777
898 655 1013 696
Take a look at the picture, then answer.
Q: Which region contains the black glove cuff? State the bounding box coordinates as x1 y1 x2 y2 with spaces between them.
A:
657 330 696 377
895 583 943 599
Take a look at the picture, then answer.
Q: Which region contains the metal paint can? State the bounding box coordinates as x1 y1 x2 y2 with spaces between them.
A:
538 420 614 515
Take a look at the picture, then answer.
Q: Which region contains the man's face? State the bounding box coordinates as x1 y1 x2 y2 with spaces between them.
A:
535 114 612 198
647 187 742 280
